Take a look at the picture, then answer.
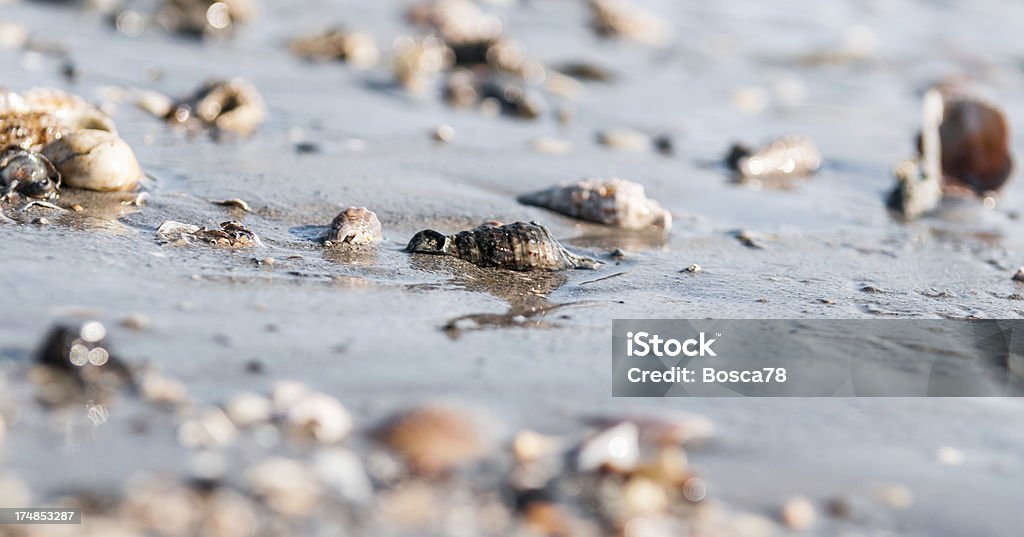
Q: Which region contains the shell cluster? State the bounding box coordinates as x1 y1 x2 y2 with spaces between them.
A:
726 135 822 180
406 221 600 271
157 220 262 248
519 178 672 231
0 88 143 196
325 207 383 246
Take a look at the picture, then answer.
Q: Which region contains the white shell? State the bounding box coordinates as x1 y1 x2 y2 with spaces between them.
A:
519 177 671 230
326 206 383 245
42 129 142 191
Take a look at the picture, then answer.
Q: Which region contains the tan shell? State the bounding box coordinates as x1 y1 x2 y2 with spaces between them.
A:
393 35 454 94
326 207 382 245
289 28 379 68
519 178 671 230
42 129 142 191
727 135 822 180
376 404 487 477
169 79 266 136
588 0 671 45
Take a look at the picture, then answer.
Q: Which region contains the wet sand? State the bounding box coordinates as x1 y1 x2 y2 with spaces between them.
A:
2 0 1024 535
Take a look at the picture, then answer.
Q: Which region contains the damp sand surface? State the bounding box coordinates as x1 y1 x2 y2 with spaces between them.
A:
2 0 1024 534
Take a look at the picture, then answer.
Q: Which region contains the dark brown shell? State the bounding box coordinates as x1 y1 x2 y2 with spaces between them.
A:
406 221 599 271
929 94 1012 194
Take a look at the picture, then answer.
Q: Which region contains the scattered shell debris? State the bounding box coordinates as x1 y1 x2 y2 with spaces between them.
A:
518 178 671 231
325 206 383 246
406 221 601 271
725 135 822 181
289 27 379 68
157 220 262 248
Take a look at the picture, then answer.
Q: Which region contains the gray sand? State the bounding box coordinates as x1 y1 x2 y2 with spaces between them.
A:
1 0 1024 535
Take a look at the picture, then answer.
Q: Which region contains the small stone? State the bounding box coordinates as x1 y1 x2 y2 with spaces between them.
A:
225 392 273 427
285 392 353 443
513 430 560 464
376 403 488 477
432 124 455 143
211 198 252 212
32 217 50 225
597 127 651 152
683 264 701 274
140 371 188 405
311 449 373 504
875 484 913 509
934 446 965 466
121 313 152 331
531 136 573 155
177 407 237 449
610 248 627 259
71 204 84 212
780 496 816 531
577 421 639 473
1012 267 1024 282
244 457 321 517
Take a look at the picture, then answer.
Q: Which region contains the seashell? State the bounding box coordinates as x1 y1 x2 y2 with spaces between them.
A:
726 135 821 179
33 320 134 406
167 79 266 136
224 392 272 427
289 27 379 68
157 220 262 248
393 35 454 94
284 392 353 444
577 421 639 473
780 496 816 530
244 457 322 517
42 129 142 191
0 149 61 200
588 0 671 45
518 178 671 231
375 403 488 478
406 0 503 46
139 371 188 405
158 0 257 36
177 407 238 449
406 221 600 271
18 87 118 133
311 449 374 504
597 128 651 152
325 206 382 246
926 89 1013 195
478 77 546 119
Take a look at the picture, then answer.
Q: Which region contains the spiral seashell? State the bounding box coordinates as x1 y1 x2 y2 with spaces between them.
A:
42 129 142 192
519 178 671 230
325 207 382 245
0 149 61 200
406 221 600 271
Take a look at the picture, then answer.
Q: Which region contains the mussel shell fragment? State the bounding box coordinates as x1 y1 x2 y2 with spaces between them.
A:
0 149 61 200
518 178 671 230
406 221 600 271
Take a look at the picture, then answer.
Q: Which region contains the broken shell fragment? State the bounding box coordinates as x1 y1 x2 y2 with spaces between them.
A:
289 28 379 68
0 149 61 200
518 178 671 231
376 403 488 478
166 79 266 136
42 129 142 192
325 207 382 246
157 220 262 248
406 221 600 271
726 135 821 180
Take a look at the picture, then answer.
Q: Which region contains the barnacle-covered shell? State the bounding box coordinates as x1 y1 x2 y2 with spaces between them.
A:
18 87 117 133
519 178 671 230
42 129 142 192
406 221 600 271
167 79 266 136
325 207 382 245
289 28 379 68
588 0 671 45
726 135 822 180
0 149 61 200
0 110 64 151
0 88 116 151
157 220 262 248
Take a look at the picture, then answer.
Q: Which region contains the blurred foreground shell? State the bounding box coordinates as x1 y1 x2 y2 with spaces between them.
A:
929 89 1013 195
166 79 266 136
42 129 142 192
444 70 547 119
0 149 61 200
406 221 600 271
157 220 262 247
289 27 379 68
407 0 503 46
889 89 945 219
158 0 257 37
34 321 134 405
588 0 671 45
726 135 821 180
519 178 671 230
325 207 382 246
393 35 454 94
375 403 488 477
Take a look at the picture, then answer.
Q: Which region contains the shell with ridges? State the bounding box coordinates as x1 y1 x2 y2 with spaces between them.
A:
518 178 671 230
326 207 382 245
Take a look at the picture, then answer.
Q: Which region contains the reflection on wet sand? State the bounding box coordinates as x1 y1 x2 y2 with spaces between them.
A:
408 255 591 338
565 228 669 252
1 188 144 232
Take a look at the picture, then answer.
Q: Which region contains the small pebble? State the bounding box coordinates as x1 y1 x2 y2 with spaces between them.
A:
875 484 913 509
780 496 816 531
140 371 188 405
121 313 152 331
934 446 965 466
433 124 455 143
286 392 353 444
225 392 273 428
1013 267 1024 282
683 264 701 274
245 457 322 517
597 127 651 152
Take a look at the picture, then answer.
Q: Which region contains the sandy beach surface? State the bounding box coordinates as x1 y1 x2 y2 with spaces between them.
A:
1 0 1024 535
